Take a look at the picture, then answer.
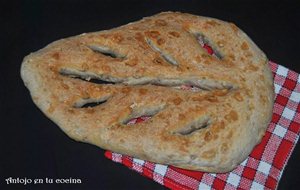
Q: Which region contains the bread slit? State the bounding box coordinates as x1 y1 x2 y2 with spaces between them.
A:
73 96 110 108
175 116 210 135
88 45 125 59
194 33 223 59
146 38 178 66
122 104 165 125
60 68 235 91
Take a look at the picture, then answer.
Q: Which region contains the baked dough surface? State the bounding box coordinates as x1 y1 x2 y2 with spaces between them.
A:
21 12 274 172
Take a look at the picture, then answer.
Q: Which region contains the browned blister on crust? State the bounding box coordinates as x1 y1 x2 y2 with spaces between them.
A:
20 12 274 172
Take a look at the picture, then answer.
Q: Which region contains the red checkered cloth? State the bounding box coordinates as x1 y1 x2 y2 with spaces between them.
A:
104 61 300 190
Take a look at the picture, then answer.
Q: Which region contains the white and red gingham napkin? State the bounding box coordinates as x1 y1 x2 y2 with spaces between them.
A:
104 61 300 190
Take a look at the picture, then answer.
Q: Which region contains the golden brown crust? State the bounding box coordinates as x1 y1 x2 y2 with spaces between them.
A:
20 12 274 172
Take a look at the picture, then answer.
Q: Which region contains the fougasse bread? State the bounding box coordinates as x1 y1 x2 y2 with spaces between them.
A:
20 12 274 172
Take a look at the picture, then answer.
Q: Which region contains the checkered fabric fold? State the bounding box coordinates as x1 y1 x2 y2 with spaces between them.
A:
105 61 300 190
